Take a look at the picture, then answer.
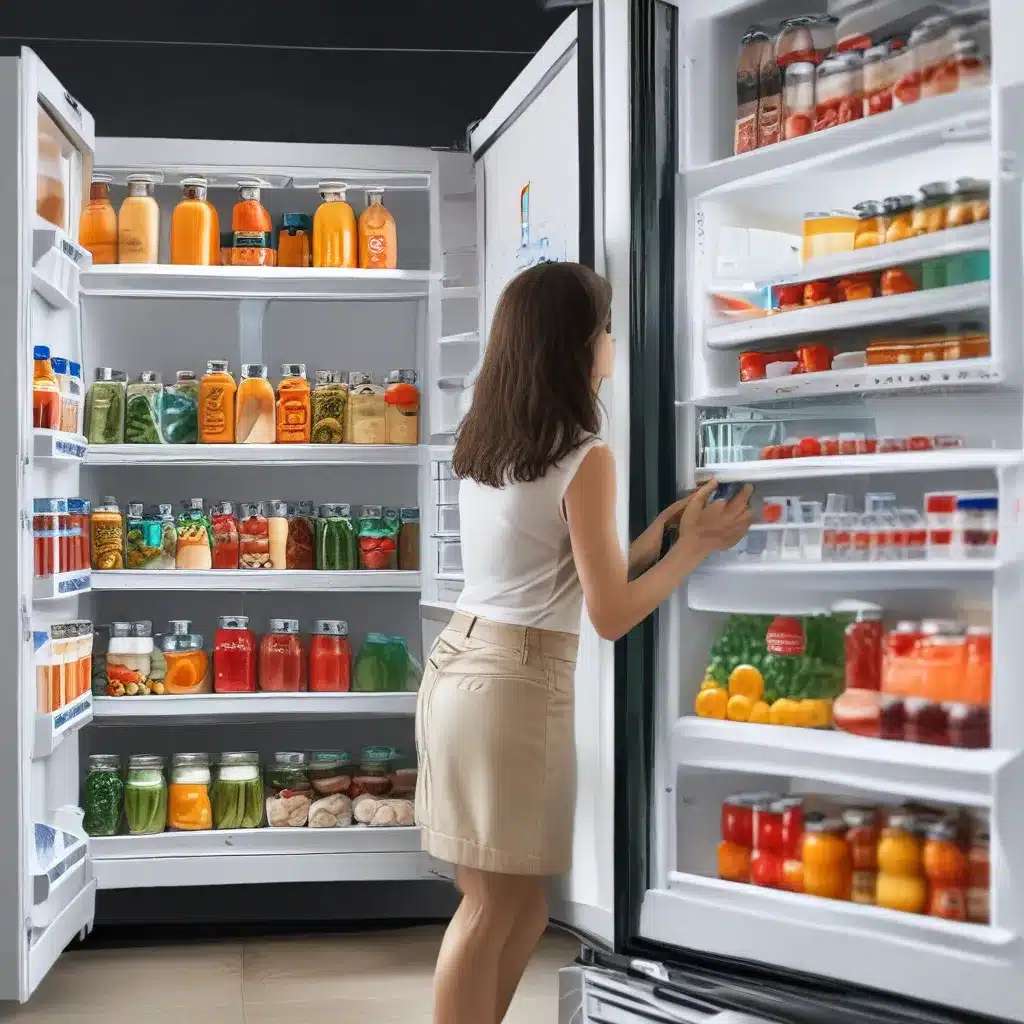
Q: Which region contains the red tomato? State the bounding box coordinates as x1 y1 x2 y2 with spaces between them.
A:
774 445 794 459
822 437 840 457
739 351 767 382
775 284 804 309
797 437 822 458
760 445 778 460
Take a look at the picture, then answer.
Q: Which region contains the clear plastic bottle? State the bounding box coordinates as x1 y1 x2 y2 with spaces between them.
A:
313 181 357 268
118 173 160 264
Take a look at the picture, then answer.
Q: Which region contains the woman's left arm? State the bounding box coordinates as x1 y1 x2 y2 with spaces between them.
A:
628 496 690 576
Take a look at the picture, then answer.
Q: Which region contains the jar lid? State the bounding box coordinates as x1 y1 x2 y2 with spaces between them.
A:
32 498 64 514
957 495 998 511
842 806 878 828
241 363 268 379
311 750 351 766
109 622 132 637
724 791 778 807
919 181 954 199
361 745 397 764
281 213 313 233
182 498 205 512
212 501 235 516
296 500 316 516
318 180 349 197
138 372 161 388
219 751 259 766
88 753 121 770
218 615 250 629
910 15 952 45
281 363 307 378
360 505 383 518
803 815 844 834
769 797 803 812
882 195 916 214
925 819 960 842
364 186 386 201
853 200 885 218
237 177 265 190
127 502 145 517
315 369 342 386
967 625 992 637
67 498 91 514
863 42 889 64
892 620 922 633
272 751 308 766
69 361 82 376
93 367 120 381
348 371 374 386
181 175 208 188
314 619 349 636
831 599 883 620
268 618 300 634
172 752 210 767
920 618 965 636
131 620 153 637
91 173 115 184
400 507 420 522
955 176 989 197
174 369 198 383
886 812 920 832
319 503 352 517
267 500 289 518
240 502 263 518
167 619 191 635
206 359 231 374
50 356 68 374
128 754 165 769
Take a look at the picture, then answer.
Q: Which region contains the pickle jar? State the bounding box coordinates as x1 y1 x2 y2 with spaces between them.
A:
265 751 313 828
911 182 953 236
124 754 168 835
211 752 264 830
83 753 124 837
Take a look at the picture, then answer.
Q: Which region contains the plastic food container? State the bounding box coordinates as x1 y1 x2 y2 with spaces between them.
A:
957 495 998 558
801 211 856 262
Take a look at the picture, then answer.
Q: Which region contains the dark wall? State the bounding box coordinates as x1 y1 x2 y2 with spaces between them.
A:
1 2 570 147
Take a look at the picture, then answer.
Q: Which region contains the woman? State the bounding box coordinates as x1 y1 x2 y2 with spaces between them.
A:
415 262 751 1023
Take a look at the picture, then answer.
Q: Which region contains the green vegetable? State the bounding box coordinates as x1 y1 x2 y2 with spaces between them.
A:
316 505 358 570
159 379 200 444
210 777 264 829
124 778 168 835
83 769 123 837
354 633 412 692
125 390 161 444
311 380 348 444
84 381 125 445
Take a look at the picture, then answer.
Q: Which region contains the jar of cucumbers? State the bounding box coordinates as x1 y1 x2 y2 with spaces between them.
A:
210 751 264 829
124 755 168 835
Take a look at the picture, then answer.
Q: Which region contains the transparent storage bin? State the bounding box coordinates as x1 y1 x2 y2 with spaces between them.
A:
437 538 463 577
433 461 459 505
436 503 461 535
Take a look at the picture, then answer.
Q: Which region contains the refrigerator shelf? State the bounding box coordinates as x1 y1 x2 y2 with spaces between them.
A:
32 692 93 760
27 879 95 997
672 717 1010 808
89 569 421 592
79 264 438 302
83 443 421 467
705 282 989 351
91 826 431 889
641 878 1013 1021
32 220 92 311
697 448 1020 482
93 691 416 719
32 571 91 602
442 286 479 300
33 429 86 464
687 357 1001 406
684 87 990 199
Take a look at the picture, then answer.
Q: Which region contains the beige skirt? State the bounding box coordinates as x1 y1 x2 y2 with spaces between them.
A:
415 611 578 876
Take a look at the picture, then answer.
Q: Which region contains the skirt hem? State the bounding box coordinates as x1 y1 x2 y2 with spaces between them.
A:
420 826 569 877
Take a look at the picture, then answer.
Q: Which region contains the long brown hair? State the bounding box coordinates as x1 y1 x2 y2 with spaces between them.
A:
453 262 611 487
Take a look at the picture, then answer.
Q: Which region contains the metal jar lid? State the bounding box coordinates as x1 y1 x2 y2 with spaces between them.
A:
110 622 132 637
241 363 268 379
281 363 307 379
296 500 316 516
171 752 210 768
211 501 236 516
219 751 259 766
268 618 300 634
218 615 250 630
399 507 420 522
168 620 192 635
182 498 205 512
206 359 231 374
853 200 885 218
138 370 162 384
314 619 349 636
240 502 263 518
175 369 198 383
266 500 289 518
127 754 166 770
315 369 339 386
127 502 145 518
360 505 383 518
319 503 352 518
131 620 153 637
93 367 119 381
272 751 307 766
347 371 374 387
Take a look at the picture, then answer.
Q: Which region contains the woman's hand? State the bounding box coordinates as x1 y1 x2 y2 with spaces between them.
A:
628 495 692 575
675 479 753 557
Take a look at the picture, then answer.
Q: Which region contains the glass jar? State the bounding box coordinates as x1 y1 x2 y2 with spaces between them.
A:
910 16 957 99
958 495 998 560
161 620 211 695
175 499 213 570
721 794 756 848
231 179 273 266
283 501 314 570
210 501 240 569
309 619 352 692
801 211 856 263
911 182 953 236
91 497 125 570
852 201 886 248
310 370 348 444
266 500 289 570
168 753 213 831
358 505 400 570
384 369 420 445
967 825 990 924
236 364 276 444
783 62 815 140
801 816 850 901
68 498 91 573
876 813 926 914
398 507 421 570
211 752 264 829
259 619 306 691
843 807 879 905
309 751 353 797
118 173 160 264
843 602 884 691
882 195 916 243
83 754 123 837
316 503 358 570
277 213 313 268
964 626 992 707
80 173 118 264
954 36 989 91
347 371 386 444
862 43 893 116
159 369 200 444
84 367 126 445
313 181 357 269
239 502 271 569
124 754 168 835
924 820 967 920
358 187 398 269
265 751 312 828
199 359 236 444
214 615 257 693
350 747 396 798
814 55 862 133
170 176 218 266
276 363 312 443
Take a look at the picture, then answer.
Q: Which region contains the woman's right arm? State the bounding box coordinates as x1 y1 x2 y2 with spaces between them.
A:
565 445 751 642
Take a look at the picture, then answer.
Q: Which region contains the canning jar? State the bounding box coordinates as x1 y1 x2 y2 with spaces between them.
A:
967 825 990 924
276 363 311 443
883 195 916 243
814 55 862 133
310 370 348 444
161 620 211 695
265 751 312 828
309 619 352 692
910 16 957 99
83 754 123 837
876 813 926 913
923 820 967 919
259 619 306 691
239 502 271 569
309 751 353 796
33 498 60 577
350 747 397 798
911 182 953 236
963 626 992 707
948 178 985 229
783 62 815 140
843 602 884 691
749 798 783 889
67 498 91 573
954 36 989 91
398 507 421 570
287 501 316 570
210 501 240 569
853 201 886 248
267 500 289 570
316 503 358 570
801 817 850 901
124 754 168 835
384 369 420 445
347 371 386 444
862 43 893 115
168 753 213 831
175 499 213 570
358 505 400 570
91 497 125 570
843 807 879 905
214 615 257 693
958 495 998 559
891 37 921 108
721 794 756 848
775 17 816 67
211 752 264 829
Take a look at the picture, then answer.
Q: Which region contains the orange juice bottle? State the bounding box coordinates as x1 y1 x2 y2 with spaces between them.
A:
231 179 273 267
313 181 357 268
32 345 61 429
171 176 218 265
199 359 236 443
79 174 118 265
278 213 312 268
276 363 311 443
118 173 161 264
358 187 397 269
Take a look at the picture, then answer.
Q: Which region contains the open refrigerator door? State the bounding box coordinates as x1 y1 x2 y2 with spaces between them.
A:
593 0 1024 1021
0 48 98 1002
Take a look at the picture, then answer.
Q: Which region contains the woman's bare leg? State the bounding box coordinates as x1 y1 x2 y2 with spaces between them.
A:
494 881 549 1021
433 866 546 1024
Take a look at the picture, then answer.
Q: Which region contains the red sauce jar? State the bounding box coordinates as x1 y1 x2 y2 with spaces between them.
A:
210 501 240 570
721 794 758 847
213 615 257 693
754 799 784 854
776 797 804 859
308 619 352 692
287 501 316 570
843 602 884 690
68 498 90 572
259 619 307 691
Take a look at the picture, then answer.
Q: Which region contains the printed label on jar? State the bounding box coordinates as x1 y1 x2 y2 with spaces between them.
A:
967 886 989 923
91 522 124 570
765 616 805 656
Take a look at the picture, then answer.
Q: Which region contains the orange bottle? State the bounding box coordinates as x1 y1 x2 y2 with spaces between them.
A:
32 345 61 429
278 214 313 268
313 181 357 268
79 174 118 265
276 363 311 443
358 187 398 269
118 173 160 264
199 359 236 443
171 176 218 265
231 179 273 267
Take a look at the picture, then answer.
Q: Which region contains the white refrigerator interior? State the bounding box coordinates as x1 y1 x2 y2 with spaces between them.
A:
633 0 1024 1020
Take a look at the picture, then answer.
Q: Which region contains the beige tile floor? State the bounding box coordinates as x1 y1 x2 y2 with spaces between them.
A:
2 925 579 1023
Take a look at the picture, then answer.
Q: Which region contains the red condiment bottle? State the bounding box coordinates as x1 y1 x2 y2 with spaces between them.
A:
308 619 352 692
213 615 257 693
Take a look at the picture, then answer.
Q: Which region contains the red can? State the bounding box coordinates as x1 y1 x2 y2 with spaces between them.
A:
775 797 805 859
754 799 784 854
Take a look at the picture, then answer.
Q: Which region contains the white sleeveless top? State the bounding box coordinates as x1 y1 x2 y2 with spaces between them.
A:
455 437 605 635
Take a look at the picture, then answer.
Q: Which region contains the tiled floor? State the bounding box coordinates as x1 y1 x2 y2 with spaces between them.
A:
3 925 578 1023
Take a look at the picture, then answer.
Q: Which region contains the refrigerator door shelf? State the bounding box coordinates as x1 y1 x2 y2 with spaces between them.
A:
27 879 95 996
31 221 91 310
32 571 90 602
32 429 86 464
32 691 92 760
